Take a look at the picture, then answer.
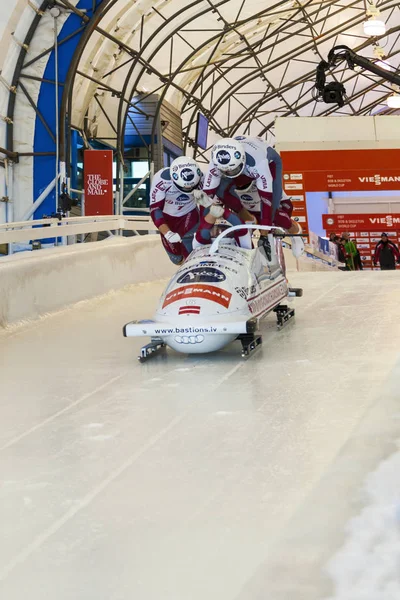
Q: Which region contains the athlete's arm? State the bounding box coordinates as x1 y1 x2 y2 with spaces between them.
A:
150 171 171 233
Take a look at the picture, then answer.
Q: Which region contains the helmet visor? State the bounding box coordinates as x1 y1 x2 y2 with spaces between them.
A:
220 163 244 178
174 181 197 192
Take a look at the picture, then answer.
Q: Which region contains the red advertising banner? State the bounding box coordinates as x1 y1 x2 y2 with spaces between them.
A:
281 149 400 192
322 213 400 232
84 150 113 216
162 284 232 309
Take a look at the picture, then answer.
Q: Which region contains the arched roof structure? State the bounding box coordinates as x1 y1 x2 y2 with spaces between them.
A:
1 0 400 220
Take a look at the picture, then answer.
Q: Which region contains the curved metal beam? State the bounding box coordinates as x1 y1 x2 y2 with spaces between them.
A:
6 0 52 152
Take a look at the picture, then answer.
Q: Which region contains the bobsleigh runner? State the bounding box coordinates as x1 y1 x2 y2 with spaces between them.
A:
123 225 303 361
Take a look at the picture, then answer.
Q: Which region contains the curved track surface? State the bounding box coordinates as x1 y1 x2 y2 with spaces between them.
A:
1 271 400 600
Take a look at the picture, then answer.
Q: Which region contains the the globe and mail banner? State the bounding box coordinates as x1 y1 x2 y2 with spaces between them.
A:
84 150 113 216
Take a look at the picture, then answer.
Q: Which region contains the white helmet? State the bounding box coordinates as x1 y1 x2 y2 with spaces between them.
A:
211 138 246 178
170 156 202 192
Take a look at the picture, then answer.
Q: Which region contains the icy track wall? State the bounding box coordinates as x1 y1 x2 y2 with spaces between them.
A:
0 236 176 328
0 234 336 329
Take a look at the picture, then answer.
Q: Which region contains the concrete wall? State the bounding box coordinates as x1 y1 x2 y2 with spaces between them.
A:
0 236 176 328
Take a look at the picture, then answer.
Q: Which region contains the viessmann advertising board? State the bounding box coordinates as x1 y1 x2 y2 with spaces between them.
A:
281 149 400 192
322 213 400 231
281 148 400 268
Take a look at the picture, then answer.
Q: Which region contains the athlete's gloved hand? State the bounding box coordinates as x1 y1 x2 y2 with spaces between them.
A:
193 190 213 208
291 236 305 259
209 204 225 218
165 230 182 244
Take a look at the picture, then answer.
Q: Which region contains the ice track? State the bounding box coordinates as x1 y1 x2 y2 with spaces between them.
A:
2 272 400 600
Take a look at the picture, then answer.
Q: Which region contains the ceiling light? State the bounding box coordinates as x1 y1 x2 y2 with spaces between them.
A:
363 17 386 36
387 94 400 108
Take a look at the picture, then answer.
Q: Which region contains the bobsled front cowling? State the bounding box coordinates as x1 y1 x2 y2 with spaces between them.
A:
153 245 253 353
124 226 300 359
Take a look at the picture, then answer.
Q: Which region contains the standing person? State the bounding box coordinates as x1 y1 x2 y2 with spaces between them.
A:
354 241 363 271
150 157 202 265
341 232 358 271
373 233 400 270
334 236 349 270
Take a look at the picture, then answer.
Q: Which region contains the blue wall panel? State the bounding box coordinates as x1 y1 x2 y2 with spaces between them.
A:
33 0 102 219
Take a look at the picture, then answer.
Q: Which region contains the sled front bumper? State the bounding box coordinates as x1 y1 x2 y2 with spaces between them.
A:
123 317 258 338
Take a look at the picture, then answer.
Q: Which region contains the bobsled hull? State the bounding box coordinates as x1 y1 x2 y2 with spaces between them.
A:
124 240 289 355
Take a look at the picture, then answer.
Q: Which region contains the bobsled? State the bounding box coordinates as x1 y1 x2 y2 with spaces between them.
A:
123 225 303 360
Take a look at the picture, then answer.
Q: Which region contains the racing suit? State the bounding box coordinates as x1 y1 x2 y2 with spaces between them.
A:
235 180 293 229
203 136 291 228
150 167 200 264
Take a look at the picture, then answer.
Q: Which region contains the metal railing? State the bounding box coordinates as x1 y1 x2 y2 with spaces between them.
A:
0 215 154 246
0 215 342 270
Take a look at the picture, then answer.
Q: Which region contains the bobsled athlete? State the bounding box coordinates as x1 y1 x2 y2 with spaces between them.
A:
194 178 303 257
202 136 291 230
192 198 252 250
234 180 299 230
234 180 304 258
150 157 203 265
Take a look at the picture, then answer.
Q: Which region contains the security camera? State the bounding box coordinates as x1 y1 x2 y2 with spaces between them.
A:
322 82 346 107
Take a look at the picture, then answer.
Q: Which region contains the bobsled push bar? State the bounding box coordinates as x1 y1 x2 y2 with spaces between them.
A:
209 224 285 254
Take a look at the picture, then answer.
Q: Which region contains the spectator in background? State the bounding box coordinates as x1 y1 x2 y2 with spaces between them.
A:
341 232 358 271
373 233 400 270
329 232 337 242
354 245 363 270
334 235 348 270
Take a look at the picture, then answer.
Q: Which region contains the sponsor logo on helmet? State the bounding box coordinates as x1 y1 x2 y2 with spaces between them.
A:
215 150 231 165
176 267 226 284
175 162 197 169
172 166 178 172
172 173 179 181
181 168 195 182
234 151 241 159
